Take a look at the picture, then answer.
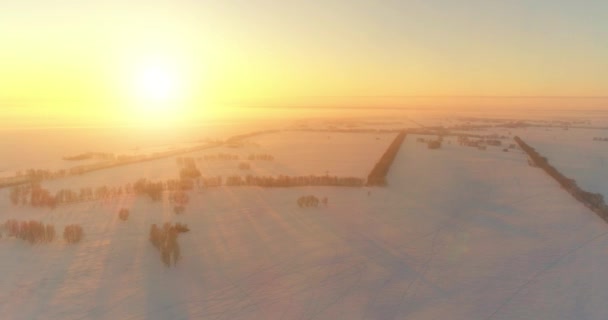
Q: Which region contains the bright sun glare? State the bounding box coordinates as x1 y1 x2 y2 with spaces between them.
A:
132 59 185 121
136 64 179 102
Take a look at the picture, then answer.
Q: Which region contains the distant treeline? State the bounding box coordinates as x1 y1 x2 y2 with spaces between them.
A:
224 175 364 187
291 128 400 134
8 173 364 208
514 136 608 222
176 153 274 162
225 130 281 144
367 131 407 186
9 178 178 208
4 220 83 244
63 152 115 161
0 140 223 190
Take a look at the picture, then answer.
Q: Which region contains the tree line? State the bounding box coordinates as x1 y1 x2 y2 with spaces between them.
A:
224 175 364 187
367 131 407 186
8 173 365 209
9 178 173 208
514 136 608 222
3 220 83 244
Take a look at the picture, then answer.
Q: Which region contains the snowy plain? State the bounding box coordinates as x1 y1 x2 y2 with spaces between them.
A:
36 131 396 192
1 125 608 319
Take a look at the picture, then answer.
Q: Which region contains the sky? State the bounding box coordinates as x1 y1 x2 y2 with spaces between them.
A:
1 0 607 126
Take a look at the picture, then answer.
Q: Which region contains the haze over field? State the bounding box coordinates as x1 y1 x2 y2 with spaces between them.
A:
1 1 608 319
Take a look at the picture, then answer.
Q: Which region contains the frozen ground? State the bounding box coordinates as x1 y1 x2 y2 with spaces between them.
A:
1 131 607 319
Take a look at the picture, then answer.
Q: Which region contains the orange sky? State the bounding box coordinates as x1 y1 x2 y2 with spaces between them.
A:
1 0 607 126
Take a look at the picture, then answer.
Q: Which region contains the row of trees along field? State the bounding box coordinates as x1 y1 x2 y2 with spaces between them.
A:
367 131 407 186
9 178 183 208
8 173 363 208
515 136 608 222
224 175 364 187
14 152 163 182
4 220 83 244
14 168 70 181
176 153 274 163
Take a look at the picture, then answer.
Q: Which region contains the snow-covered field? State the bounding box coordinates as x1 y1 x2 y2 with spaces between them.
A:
0 121 275 178
37 131 395 192
2 128 608 319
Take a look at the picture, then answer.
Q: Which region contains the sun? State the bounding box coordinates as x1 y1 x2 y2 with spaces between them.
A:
135 63 179 103
130 58 187 122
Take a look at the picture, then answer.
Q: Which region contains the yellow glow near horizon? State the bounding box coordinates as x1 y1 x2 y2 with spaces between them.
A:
1 1 607 128
127 56 190 125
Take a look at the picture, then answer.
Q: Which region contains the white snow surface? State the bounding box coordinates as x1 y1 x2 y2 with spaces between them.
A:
1 133 607 319
38 131 396 192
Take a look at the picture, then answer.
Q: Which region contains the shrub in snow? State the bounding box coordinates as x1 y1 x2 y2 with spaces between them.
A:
297 195 320 208
248 153 274 161
63 224 84 243
149 223 186 267
149 224 162 249
45 224 56 242
119 208 130 221
238 162 251 170
427 140 441 149
170 191 189 205
175 223 189 233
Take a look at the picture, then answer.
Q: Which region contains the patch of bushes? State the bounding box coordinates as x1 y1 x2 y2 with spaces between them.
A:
247 153 274 161
238 162 251 170
4 219 55 244
195 153 239 161
175 223 190 233
133 179 164 201
170 191 189 205
297 195 328 208
178 157 202 180
427 140 442 149
174 205 185 214
63 224 84 243
118 208 129 221
149 223 188 267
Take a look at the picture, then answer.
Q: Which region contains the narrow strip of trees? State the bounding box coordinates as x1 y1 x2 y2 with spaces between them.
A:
8 173 364 209
3 220 84 244
4 220 55 244
515 136 608 222
225 175 364 187
367 131 407 186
